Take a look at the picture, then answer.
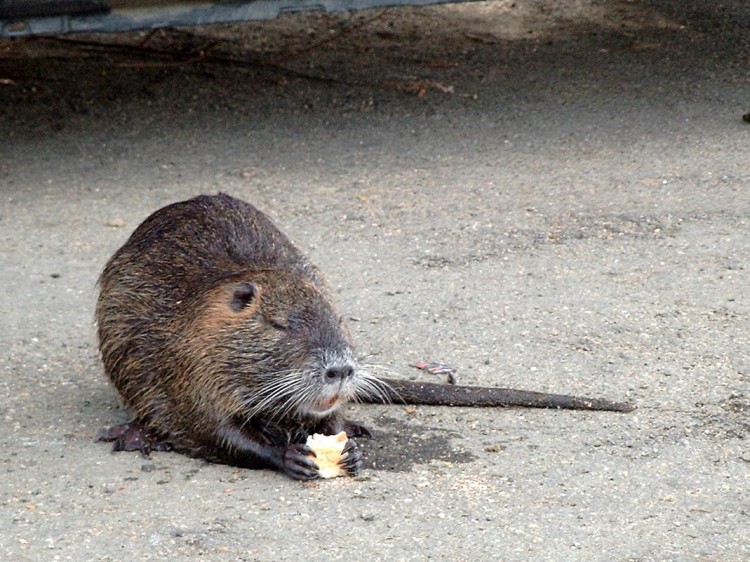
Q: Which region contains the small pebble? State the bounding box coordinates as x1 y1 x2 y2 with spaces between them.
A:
105 218 126 228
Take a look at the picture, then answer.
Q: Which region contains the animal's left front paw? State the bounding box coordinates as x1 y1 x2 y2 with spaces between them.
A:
340 438 362 476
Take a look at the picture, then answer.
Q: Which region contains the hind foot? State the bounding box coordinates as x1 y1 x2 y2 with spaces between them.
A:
317 417 372 439
342 420 372 439
98 421 172 457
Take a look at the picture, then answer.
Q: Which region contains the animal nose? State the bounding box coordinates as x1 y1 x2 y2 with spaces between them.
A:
324 365 354 383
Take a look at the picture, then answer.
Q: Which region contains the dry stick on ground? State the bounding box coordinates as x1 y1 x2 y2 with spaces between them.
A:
29 18 453 95
34 33 216 63
33 10 389 65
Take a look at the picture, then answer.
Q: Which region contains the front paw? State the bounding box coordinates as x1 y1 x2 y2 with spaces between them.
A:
340 438 362 476
282 443 319 481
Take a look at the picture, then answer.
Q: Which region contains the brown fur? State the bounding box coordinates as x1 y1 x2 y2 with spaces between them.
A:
96 193 633 480
96 193 377 480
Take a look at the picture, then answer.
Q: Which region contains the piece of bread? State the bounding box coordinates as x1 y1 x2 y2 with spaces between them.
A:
306 432 348 478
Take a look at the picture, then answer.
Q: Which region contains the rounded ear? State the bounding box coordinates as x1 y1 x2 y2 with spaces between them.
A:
229 282 258 312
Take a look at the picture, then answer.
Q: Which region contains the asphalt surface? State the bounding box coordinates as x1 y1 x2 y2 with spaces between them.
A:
1 1 749 560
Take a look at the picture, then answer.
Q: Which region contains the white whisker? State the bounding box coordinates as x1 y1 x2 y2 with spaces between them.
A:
353 366 396 404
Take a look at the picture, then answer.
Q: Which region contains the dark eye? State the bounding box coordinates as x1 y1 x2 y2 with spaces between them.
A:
230 282 257 312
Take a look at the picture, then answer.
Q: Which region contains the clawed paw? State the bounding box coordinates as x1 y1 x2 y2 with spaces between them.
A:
339 439 362 476
98 422 171 457
282 443 319 481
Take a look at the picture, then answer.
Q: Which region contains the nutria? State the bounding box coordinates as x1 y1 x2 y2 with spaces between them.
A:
96 193 633 480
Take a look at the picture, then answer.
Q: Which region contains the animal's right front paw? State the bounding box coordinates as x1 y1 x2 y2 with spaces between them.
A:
282 443 319 481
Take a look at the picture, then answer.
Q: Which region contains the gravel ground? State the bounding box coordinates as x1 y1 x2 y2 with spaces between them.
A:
1 1 749 560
